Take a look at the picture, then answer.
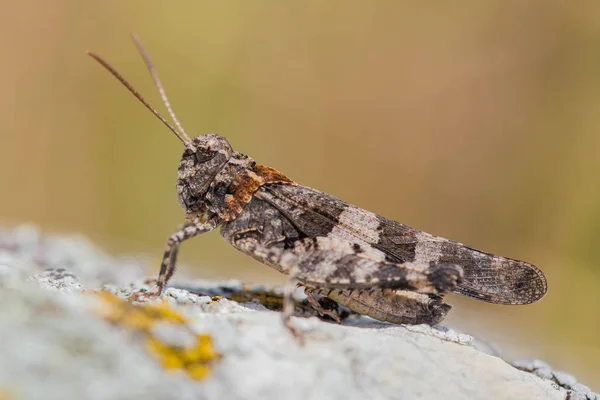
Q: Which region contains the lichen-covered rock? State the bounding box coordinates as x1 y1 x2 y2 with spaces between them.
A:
0 282 206 400
0 225 596 400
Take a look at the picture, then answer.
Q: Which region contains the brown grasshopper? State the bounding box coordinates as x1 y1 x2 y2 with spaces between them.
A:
88 36 547 334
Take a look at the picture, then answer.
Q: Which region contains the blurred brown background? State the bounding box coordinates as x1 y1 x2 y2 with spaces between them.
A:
1 0 598 388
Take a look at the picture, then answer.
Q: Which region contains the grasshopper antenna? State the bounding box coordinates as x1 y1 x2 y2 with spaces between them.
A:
130 33 192 144
86 50 192 147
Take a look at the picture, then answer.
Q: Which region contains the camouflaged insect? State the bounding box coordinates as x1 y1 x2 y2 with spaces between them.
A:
88 36 548 332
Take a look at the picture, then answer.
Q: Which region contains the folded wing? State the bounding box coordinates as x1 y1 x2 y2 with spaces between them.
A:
256 184 547 305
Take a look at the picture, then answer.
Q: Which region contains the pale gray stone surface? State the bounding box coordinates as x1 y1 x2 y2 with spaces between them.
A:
0 224 596 400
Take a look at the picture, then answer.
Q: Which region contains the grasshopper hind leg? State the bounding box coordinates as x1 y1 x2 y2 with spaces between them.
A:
221 197 461 332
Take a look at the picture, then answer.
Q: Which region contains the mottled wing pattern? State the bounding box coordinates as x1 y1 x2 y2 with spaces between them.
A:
220 195 461 294
256 184 547 305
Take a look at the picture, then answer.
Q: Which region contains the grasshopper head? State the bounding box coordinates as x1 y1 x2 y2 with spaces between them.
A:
176 134 233 218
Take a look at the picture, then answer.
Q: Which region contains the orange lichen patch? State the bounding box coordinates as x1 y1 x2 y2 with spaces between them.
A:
220 164 296 220
93 292 220 380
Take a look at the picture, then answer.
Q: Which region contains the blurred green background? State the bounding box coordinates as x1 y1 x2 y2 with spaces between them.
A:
1 0 599 389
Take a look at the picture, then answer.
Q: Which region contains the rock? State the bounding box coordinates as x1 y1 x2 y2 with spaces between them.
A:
0 224 596 400
553 370 577 389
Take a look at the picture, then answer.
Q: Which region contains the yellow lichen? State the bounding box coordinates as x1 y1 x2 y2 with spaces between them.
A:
93 291 220 380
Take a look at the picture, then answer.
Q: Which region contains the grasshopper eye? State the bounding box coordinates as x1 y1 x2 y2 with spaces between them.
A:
194 148 217 163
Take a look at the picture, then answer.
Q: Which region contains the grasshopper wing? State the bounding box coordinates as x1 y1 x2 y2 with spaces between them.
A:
256 184 547 305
